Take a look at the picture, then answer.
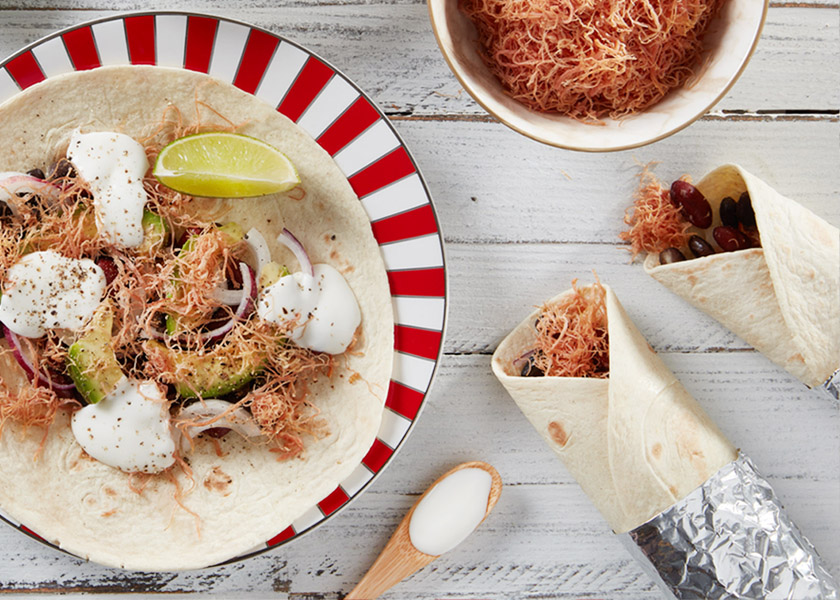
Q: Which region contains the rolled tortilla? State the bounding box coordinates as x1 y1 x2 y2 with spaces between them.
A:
491 284 736 533
643 164 840 388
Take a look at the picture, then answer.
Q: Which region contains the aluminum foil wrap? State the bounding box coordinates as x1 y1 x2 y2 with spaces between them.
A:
619 453 838 599
820 368 840 402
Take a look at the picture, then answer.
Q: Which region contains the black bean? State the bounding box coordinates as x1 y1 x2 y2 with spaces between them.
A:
26 168 45 180
49 158 76 180
713 226 750 252
688 235 715 258
737 192 756 227
521 355 544 377
670 180 712 229
719 197 738 228
659 247 687 264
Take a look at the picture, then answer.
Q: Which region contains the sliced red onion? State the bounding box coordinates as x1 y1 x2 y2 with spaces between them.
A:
175 399 263 439
513 349 535 371
244 228 272 277
2 324 77 392
144 262 256 342
277 228 313 277
210 284 246 306
197 262 256 341
0 173 62 213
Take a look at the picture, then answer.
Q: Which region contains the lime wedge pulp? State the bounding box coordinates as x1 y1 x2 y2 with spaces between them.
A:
153 132 300 198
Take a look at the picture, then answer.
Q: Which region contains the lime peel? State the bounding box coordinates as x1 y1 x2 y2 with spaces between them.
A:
153 132 300 198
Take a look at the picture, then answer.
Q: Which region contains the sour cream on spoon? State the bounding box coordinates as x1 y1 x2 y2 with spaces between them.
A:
71 378 176 474
0 250 106 338
67 130 149 248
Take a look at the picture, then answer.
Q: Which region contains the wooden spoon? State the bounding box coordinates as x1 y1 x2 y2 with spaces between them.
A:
345 461 502 600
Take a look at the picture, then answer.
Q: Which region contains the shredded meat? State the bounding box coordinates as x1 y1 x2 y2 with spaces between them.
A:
460 0 726 121
531 279 609 378
620 168 691 260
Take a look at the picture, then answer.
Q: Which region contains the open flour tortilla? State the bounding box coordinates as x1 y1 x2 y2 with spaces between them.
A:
491 284 735 533
0 66 393 570
643 164 840 388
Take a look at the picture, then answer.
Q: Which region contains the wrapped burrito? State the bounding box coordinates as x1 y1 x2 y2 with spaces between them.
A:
623 164 840 393
491 281 838 598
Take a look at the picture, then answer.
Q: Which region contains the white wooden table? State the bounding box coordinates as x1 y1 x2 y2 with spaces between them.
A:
0 2 837 598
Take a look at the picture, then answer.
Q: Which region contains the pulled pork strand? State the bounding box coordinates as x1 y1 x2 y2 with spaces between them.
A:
530 280 609 378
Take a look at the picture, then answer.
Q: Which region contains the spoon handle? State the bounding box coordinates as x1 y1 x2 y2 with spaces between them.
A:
344 518 436 600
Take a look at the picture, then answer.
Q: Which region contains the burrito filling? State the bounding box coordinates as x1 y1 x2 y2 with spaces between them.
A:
0 125 362 474
620 167 762 262
517 280 609 379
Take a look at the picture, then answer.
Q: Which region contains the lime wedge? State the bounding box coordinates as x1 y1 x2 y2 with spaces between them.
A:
153 132 300 198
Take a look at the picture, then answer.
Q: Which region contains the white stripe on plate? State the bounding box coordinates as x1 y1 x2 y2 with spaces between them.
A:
380 235 443 271
340 463 374 497
292 505 324 532
392 296 446 331
0 70 17 103
31 37 74 78
362 174 429 222
254 41 308 108
207 20 249 84
155 15 187 67
296 76 359 139
392 351 436 394
377 409 412 449
333 120 399 178
91 20 129 66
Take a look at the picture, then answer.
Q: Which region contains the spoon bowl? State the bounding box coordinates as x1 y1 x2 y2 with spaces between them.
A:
345 461 502 599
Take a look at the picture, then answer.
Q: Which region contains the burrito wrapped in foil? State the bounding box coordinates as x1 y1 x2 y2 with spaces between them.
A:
491 282 837 598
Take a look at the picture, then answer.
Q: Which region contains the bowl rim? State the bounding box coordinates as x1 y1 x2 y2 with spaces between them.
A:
427 0 771 152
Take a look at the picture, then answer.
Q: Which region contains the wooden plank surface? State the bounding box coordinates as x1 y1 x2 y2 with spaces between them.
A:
0 1 837 598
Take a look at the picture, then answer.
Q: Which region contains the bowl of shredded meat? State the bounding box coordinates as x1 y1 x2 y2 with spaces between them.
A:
428 0 768 151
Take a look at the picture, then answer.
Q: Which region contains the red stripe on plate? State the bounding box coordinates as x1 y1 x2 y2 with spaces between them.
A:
362 438 394 474
233 29 278 94
62 27 100 71
5 52 45 89
125 15 156 65
277 57 333 122
266 526 295 547
316 96 379 156
394 325 442 361
370 204 437 245
184 16 218 73
20 525 43 540
318 486 350 517
385 381 426 420
386 268 445 297
348 147 415 198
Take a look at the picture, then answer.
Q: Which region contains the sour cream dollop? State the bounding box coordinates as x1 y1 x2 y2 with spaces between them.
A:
0 250 106 338
257 263 361 354
67 131 149 248
408 468 493 556
71 378 176 474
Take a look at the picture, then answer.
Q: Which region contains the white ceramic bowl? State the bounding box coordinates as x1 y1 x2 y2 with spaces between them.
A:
428 0 768 152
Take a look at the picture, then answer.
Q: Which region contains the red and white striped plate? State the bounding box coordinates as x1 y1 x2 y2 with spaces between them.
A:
0 12 446 565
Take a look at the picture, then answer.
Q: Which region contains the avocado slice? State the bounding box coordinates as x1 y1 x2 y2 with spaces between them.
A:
136 209 170 256
67 303 124 404
144 339 263 399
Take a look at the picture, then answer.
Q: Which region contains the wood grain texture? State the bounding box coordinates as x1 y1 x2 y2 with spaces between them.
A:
0 6 836 114
0 1 837 598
